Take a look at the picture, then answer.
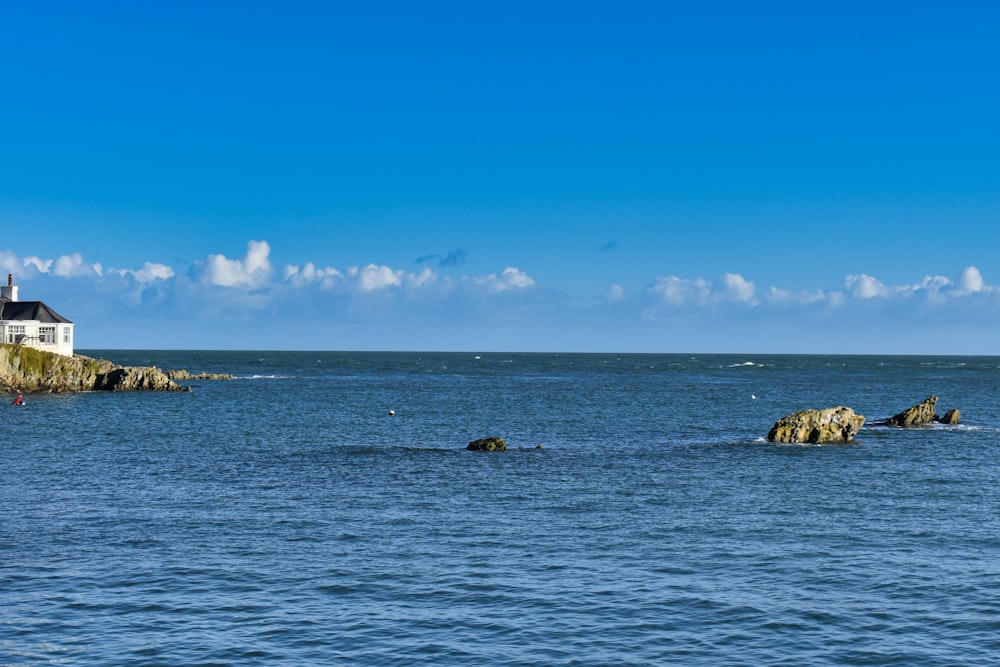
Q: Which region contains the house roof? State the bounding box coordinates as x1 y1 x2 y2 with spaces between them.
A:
0 298 73 324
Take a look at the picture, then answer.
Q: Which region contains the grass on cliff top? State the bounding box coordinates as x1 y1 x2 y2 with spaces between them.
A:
1 344 58 376
1 344 111 376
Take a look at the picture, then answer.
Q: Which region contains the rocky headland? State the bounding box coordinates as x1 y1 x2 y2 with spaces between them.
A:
0 344 233 393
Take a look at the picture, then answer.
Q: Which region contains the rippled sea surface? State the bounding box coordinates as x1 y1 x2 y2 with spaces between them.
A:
3 351 1000 666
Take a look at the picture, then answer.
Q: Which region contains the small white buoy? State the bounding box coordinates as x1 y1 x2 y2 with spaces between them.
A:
751 394 756 400
388 410 395 416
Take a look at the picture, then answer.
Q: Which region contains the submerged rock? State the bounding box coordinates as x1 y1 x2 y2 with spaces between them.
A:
767 406 865 444
467 437 507 452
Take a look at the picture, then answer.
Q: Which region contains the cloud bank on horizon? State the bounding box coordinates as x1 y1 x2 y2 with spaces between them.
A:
2 241 997 353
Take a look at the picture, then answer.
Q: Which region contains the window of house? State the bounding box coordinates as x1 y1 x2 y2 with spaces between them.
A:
63 326 71 343
39 326 56 344
7 325 25 344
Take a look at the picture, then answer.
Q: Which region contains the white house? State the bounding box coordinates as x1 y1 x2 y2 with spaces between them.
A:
0 274 75 356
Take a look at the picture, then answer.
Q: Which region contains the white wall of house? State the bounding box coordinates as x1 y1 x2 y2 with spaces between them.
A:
1 321 75 357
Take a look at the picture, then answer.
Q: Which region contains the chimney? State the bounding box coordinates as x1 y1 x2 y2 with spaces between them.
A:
1 274 18 302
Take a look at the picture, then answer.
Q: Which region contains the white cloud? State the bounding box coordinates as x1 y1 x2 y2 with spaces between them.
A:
406 267 437 289
0 250 22 273
473 267 536 293
283 263 440 294
910 274 951 293
843 273 889 299
839 267 995 304
112 262 174 283
283 262 345 289
23 256 54 274
16 252 102 278
648 273 755 306
245 240 271 272
957 266 985 294
719 273 756 303
642 266 999 317
203 240 272 288
604 284 625 302
135 262 173 282
894 274 950 305
764 286 830 306
346 264 403 292
500 267 535 289
279 260 533 299
649 276 712 305
827 291 847 308
53 253 90 278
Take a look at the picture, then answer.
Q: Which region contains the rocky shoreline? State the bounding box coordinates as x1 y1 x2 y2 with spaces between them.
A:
0 344 233 393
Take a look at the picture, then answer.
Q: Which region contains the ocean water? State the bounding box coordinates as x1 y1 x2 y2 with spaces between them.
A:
3 351 999 666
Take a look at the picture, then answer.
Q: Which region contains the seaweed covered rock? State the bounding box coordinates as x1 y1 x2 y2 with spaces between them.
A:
467 437 507 452
767 406 865 444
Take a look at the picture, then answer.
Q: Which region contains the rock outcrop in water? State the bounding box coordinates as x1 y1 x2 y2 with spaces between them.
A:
769 396 963 443
881 396 938 426
166 369 236 381
0 344 232 393
872 397 961 427
767 406 865 444
467 437 507 451
935 408 960 425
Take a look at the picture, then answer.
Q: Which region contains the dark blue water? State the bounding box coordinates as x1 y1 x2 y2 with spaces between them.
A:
3 352 999 665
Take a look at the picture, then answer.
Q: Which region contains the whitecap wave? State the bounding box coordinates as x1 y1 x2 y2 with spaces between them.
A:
939 423 982 432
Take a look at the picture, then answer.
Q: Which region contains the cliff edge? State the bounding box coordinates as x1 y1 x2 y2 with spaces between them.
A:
0 345 215 393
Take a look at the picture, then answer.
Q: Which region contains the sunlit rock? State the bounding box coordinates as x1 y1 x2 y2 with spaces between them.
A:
884 396 937 427
767 406 865 444
934 408 961 425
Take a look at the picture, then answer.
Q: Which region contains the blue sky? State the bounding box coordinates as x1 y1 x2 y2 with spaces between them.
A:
2 1 998 353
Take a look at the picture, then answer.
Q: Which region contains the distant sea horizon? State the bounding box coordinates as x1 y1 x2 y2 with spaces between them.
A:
79 347 1000 357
